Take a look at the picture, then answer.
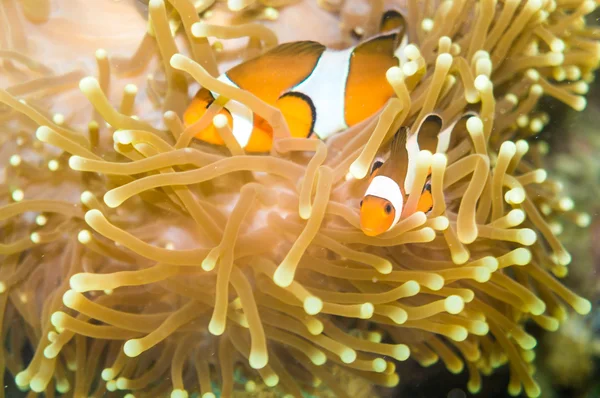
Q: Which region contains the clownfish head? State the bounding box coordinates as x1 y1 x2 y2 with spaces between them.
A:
359 168 434 237
359 128 434 237
360 172 404 237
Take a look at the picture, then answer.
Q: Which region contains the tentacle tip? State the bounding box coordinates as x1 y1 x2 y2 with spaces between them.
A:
56 379 70 393
171 389 189 398
452 251 470 265
405 280 420 295
208 319 225 336
386 66 404 82
518 229 537 246
378 261 393 275
573 297 592 315
574 96 587 111
77 229 92 244
123 339 143 357
191 21 208 37
29 376 48 393
360 302 375 319
428 274 445 291
467 382 482 394
212 114 228 128
520 335 537 350
450 326 468 341
43 344 59 359
106 380 118 392
340 348 357 364
525 383 542 398
576 213 592 228
458 229 477 245
474 266 492 283
466 117 484 135
35 126 52 142
445 295 465 314
448 363 464 375
79 76 99 93
273 266 294 288
201 257 217 272
349 162 368 180
373 358 387 373
556 251 572 266
101 368 115 381
62 289 78 307
169 53 186 68
69 274 87 293
304 296 323 315
249 353 268 370
393 345 410 361
103 191 121 208
312 351 327 366
432 216 449 231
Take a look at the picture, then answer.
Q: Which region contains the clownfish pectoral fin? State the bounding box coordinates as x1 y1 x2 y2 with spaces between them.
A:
380 10 407 35
193 109 234 147
183 87 214 128
275 92 315 139
184 87 231 147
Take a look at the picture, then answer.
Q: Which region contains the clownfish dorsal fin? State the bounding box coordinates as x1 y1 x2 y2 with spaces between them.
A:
380 10 407 35
225 41 326 104
385 126 410 184
415 113 443 154
353 32 398 58
353 10 407 57
264 41 327 58
390 125 408 157
405 113 442 194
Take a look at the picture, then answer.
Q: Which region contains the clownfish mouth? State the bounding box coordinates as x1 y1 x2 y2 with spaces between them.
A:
359 193 398 237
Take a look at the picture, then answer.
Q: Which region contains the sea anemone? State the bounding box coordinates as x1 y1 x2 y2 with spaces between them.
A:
0 0 598 397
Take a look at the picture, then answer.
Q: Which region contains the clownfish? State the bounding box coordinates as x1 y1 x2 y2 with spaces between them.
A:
183 11 407 153
359 114 445 236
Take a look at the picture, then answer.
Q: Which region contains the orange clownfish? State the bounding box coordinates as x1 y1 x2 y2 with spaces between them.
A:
359 112 478 236
183 11 408 153
359 115 446 236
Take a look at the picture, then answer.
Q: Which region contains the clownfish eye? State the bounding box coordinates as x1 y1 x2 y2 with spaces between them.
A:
384 203 393 214
371 160 384 175
423 181 432 193
360 200 364 207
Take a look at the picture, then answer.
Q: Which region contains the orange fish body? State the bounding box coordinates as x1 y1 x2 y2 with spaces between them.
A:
183 12 406 153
